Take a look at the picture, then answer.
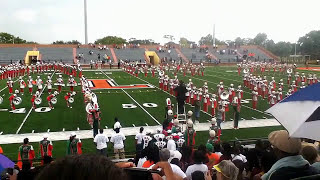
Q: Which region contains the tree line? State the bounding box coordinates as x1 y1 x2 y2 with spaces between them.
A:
1 30 319 59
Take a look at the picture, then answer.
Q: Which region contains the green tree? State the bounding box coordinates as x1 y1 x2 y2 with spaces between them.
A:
199 34 225 46
298 30 320 59
253 33 268 46
95 36 127 45
0 32 28 44
179 37 194 47
128 38 158 45
234 37 244 46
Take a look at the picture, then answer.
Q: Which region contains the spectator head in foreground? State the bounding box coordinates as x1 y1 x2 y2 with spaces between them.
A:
301 145 319 165
261 130 319 180
214 160 239 180
35 154 127 180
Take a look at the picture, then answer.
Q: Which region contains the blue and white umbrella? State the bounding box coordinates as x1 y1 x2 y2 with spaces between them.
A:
266 83 320 141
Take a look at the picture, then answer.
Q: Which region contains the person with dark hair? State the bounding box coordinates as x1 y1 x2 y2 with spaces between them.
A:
66 132 82 155
218 143 232 163
17 138 35 169
262 130 319 180
110 128 126 159
35 154 128 180
94 129 109 156
253 151 277 180
186 150 208 179
174 80 188 114
301 145 320 171
114 117 122 130
191 171 205 180
135 127 145 154
159 148 186 179
142 144 159 168
180 145 193 172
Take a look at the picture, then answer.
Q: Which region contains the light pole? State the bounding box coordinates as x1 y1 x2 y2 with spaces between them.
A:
84 0 88 44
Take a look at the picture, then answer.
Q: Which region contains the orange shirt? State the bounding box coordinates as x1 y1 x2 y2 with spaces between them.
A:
206 153 220 169
142 160 154 168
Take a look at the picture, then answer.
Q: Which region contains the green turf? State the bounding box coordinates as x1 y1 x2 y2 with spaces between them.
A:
0 126 283 161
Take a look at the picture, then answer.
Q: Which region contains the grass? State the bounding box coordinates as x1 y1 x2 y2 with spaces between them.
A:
0 126 283 161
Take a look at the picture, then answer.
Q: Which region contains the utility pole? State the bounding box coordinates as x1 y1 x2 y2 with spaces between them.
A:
213 24 215 47
84 0 88 44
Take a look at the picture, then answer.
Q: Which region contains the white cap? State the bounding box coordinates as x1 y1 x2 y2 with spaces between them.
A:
70 132 76 137
209 130 216 137
211 118 217 124
173 119 179 125
187 110 193 116
168 110 173 116
43 134 49 139
187 120 193 128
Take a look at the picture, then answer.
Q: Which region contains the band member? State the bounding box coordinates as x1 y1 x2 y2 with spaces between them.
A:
27 76 33 94
203 94 209 112
56 75 64 93
185 86 191 103
17 138 35 169
159 74 164 89
233 99 241 129
277 88 283 102
7 77 13 94
252 87 258 109
47 91 58 109
9 93 17 110
184 120 196 147
210 94 217 117
39 134 53 164
19 76 26 95
269 91 277 107
66 132 82 155
163 75 169 91
36 76 43 91
31 91 39 109
228 84 235 103
68 75 76 92
47 76 53 93
64 92 72 108
169 79 174 95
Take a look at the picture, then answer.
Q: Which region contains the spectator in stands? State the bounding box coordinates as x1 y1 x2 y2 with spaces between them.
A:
159 148 186 179
135 127 145 153
253 151 277 180
18 161 35 180
232 145 247 163
110 128 126 159
214 143 223 157
191 171 207 180
185 150 208 179
205 142 220 169
218 143 232 163
261 130 319 180
214 160 239 180
232 159 245 180
180 145 193 172
94 128 109 156
35 154 129 180
1 168 19 180
151 161 184 180
301 145 320 170
142 144 159 168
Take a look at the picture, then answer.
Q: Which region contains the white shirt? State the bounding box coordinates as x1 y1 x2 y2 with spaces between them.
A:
114 122 122 129
185 164 208 179
94 133 109 150
167 139 176 151
171 164 187 179
110 132 126 149
135 133 145 144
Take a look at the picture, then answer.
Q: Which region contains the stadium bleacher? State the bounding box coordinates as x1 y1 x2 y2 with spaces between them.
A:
37 47 74 63
113 48 146 62
77 47 114 63
0 47 32 64
180 48 207 63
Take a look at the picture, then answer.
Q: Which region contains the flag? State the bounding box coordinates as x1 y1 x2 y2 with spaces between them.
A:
266 83 320 140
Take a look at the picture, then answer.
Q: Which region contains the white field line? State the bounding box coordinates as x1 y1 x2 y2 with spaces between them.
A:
16 72 56 134
100 70 161 125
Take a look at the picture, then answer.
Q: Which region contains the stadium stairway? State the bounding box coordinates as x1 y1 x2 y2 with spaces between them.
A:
0 118 280 144
175 47 189 63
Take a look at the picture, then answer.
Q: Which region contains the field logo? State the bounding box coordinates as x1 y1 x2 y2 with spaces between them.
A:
88 79 154 90
35 107 52 113
143 103 158 108
10 108 26 114
241 99 251 104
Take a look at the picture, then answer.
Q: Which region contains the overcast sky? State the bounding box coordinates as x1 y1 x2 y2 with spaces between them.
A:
1 0 319 45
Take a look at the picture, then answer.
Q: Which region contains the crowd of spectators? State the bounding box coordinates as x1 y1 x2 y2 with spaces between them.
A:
2 130 320 180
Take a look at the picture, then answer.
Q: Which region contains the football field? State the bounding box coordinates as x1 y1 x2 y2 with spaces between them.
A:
1 65 319 136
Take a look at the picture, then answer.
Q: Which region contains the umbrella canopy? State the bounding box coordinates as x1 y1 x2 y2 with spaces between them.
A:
0 154 15 174
266 83 320 141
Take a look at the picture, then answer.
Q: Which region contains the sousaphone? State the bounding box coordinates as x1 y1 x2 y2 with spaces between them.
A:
51 97 57 104
220 91 230 100
13 97 22 105
287 68 293 74
35 97 42 105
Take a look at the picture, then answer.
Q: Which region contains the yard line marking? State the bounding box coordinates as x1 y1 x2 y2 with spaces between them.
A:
100 70 161 125
16 72 55 134
145 123 149 126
